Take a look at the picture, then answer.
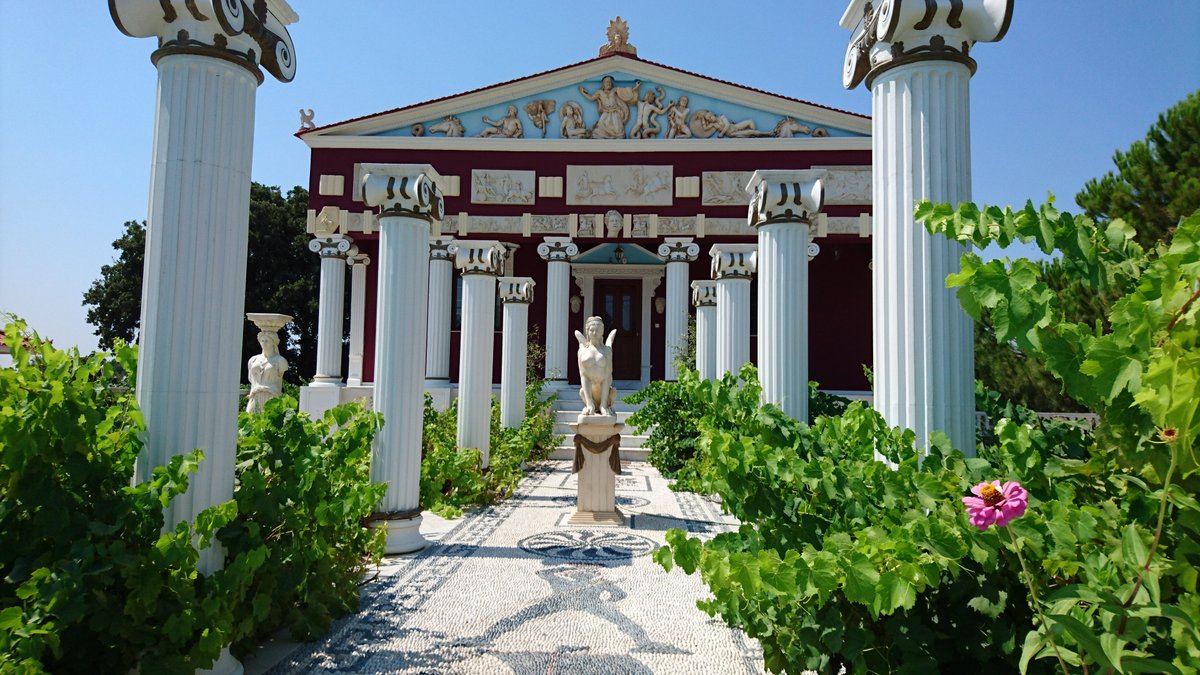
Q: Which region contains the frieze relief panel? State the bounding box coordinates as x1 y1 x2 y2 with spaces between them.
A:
816 166 872 205
471 170 536 205
701 171 754 206
566 165 673 206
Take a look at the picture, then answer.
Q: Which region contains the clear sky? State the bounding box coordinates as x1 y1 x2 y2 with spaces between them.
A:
1 2 1196 354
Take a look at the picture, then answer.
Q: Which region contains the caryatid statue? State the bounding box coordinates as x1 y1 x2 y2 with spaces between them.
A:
574 316 618 416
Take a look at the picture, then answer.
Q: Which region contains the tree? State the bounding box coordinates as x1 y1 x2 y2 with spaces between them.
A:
1076 90 1200 248
83 183 328 383
975 92 1200 410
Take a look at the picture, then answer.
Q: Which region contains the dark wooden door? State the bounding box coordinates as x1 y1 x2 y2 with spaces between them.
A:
594 278 641 381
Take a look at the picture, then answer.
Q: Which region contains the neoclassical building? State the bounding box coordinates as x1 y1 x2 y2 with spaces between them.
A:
297 22 875 417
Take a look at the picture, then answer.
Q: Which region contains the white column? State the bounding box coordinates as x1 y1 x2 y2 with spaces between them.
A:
111 2 297 672
499 277 535 428
658 238 700 380
536 237 578 384
710 244 758 377
309 235 353 386
748 170 825 422
362 165 444 554
456 241 507 467
345 252 370 386
842 0 1013 453
425 237 456 385
692 281 718 380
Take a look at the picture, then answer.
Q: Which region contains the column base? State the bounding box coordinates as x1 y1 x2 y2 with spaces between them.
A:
197 647 243 675
298 385 343 418
423 381 454 412
370 515 427 555
569 506 625 527
309 376 344 387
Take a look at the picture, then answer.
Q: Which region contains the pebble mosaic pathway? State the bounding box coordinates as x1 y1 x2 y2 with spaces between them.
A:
252 460 765 674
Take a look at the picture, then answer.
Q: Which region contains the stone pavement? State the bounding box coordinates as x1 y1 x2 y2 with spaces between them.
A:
248 460 765 675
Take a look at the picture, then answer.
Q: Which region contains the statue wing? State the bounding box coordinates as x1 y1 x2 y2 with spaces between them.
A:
605 329 617 348
574 330 587 347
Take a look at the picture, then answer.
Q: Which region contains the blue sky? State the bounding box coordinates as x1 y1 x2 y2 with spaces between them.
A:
1 2 1197 353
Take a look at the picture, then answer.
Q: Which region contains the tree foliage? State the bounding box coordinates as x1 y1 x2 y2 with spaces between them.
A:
81 183 323 383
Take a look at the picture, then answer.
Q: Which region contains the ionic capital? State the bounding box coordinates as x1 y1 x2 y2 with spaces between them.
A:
498 277 536 304
429 237 457 262
658 237 700 263
309 234 354 259
746 170 825 227
455 241 507 276
841 0 1013 89
110 0 298 84
808 241 822 261
709 244 758 280
362 164 445 223
691 280 718 307
537 237 578 262
347 252 371 267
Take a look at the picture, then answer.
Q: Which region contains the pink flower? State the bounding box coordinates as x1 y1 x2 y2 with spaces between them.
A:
962 480 1028 531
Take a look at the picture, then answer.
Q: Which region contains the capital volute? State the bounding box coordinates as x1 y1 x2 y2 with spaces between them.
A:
658 237 700 263
309 234 354 259
709 244 758 280
456 240 507 276
537 237 579 262
841 0 1013 89
746 170 826 228
429 237 457 262
808 241 821 261
110 0 298 84
498 276 536 304
691 280 718 307
362 164 445 223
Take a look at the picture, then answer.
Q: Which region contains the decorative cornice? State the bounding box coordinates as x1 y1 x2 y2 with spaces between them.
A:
455 240 507 276
691 280 718 307
309 234 354 259
746 170 825 228
498 276 536 304
709 244 758 280
657 237 700 263
429 236 457 262
537 237 579 262
362 164 444 223
842 0 1013 90
110 0 297 84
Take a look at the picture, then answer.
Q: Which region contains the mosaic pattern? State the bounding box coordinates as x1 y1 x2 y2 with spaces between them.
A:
518 530 657 561
259 462 763 674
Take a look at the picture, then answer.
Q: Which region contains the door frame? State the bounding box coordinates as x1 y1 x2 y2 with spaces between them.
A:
571 263 664 388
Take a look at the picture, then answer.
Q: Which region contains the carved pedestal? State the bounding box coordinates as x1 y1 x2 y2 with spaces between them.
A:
569 414 625 526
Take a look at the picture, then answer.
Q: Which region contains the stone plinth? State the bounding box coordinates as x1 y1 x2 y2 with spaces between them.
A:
568 414 625 526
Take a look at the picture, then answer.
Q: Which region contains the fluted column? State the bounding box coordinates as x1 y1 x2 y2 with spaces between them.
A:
843 0 1013 453
456 241 507 467
345 252 370 386
111 1 297 671
748 170 825 422
536 237 578 384
499 277 536 429
363 165 444 554
691 281 718 380
658 238 700 380
425 237 456 385
710 244 757 377
309 235 353 386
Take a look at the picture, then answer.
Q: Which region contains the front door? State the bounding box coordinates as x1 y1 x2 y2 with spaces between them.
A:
593 278 641 381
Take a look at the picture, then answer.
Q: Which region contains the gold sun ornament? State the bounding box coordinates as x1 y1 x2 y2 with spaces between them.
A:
599 16 637 57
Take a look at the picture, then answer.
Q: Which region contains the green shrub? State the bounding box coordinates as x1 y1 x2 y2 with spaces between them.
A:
656 205 1200 673
221 396 385 654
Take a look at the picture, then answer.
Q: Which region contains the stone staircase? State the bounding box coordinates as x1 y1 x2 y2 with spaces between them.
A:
547 388 651 462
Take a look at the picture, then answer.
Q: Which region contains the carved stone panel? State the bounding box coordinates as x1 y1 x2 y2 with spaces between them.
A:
566 165 673 206
817 166 872 205
471 170 536 205
701 171 754 206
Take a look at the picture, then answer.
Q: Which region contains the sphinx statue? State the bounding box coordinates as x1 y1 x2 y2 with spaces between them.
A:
574 316 618 416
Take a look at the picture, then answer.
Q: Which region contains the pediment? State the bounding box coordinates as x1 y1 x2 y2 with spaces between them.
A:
302 54 870 144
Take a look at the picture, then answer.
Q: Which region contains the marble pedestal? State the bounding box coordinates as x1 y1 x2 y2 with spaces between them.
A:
568 414 625 526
